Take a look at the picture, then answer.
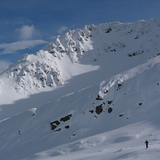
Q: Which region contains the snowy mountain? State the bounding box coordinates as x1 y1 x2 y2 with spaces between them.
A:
1 18 160 95
0 18 160 160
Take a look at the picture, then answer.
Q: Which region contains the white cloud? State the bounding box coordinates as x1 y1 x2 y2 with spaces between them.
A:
0 40 48 55
0 60 12 73
18 25 39 40
0 25 48 55
58 26 68 34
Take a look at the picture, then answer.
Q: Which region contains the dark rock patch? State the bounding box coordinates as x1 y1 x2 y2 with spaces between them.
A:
95 104 103 114
54 128 61 132
104 89 108 94
96 95 103 100
89 110 94 114
108 107 113 113
117 83 122 90
60 114 72 122
105 28 112 33
53 120 60 125
65 125 70 129
50 120 60 130
110 49 116 52
50 124 57 130
107 100 112 104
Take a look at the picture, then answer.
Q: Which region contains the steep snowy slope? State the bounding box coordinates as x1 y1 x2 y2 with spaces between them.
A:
0 56 160 160
1 18 160 120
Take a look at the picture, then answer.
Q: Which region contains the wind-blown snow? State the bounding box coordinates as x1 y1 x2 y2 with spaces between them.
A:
0 18 160 160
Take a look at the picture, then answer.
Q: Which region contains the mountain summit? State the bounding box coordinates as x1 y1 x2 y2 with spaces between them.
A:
1 18 160 95
0 18 160 160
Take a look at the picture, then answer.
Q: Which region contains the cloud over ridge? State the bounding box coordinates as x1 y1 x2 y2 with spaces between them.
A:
0 40 47 55
18 25 40 40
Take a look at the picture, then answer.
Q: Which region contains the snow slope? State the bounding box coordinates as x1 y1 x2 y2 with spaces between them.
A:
1 56 160 160
0 18 160 159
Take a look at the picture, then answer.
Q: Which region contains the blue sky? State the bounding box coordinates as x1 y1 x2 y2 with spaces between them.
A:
0 0 160 72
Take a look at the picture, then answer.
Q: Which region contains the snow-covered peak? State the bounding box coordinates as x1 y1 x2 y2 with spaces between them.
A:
1 51 63 94
44 17 160 61
1 18 160 97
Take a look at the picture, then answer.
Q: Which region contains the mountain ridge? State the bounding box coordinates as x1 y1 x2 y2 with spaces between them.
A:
1 18 160 159
1 18 160 96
